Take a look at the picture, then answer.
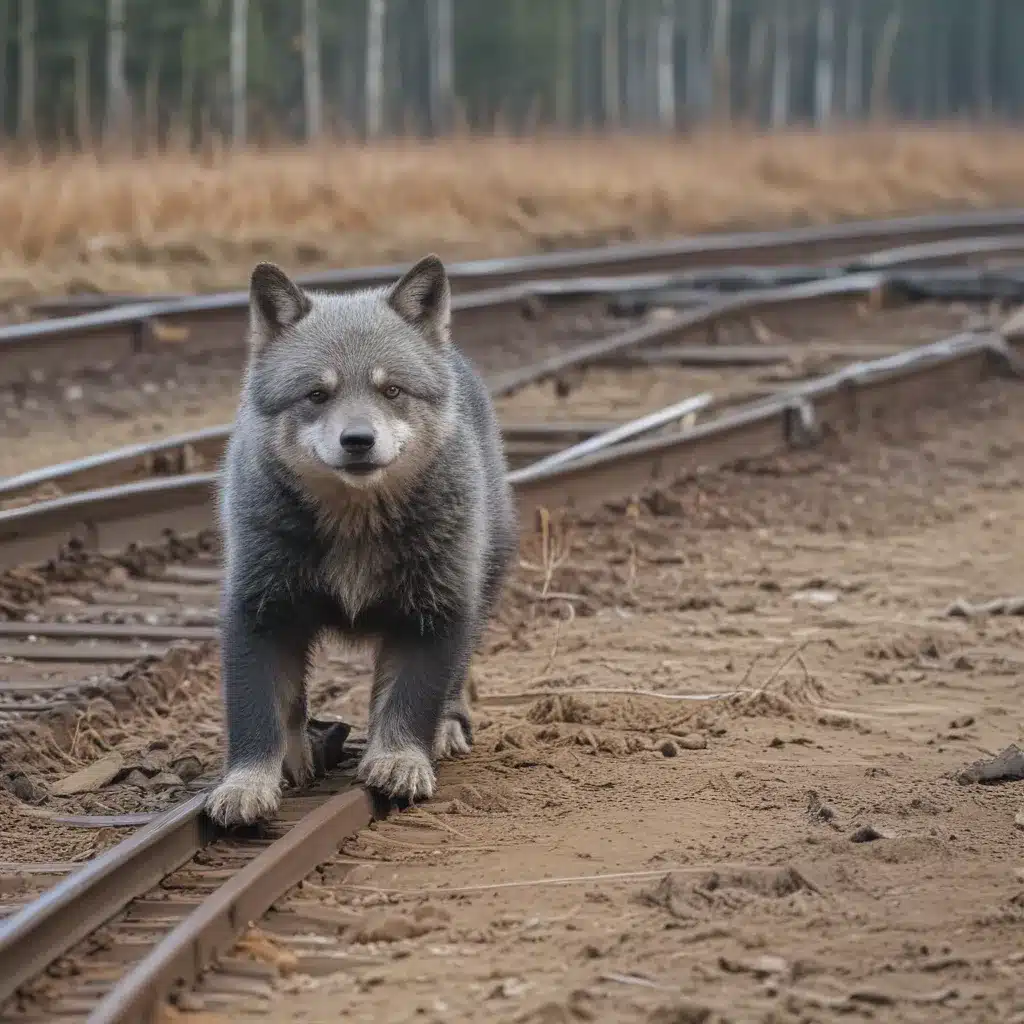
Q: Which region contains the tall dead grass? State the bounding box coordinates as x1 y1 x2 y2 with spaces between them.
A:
2 126 1024 302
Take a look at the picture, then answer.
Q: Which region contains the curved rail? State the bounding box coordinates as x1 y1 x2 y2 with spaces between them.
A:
0 323 1020 1020
25 209 1024 319
15 254 1024 513
3 217 1024 1021
2 326 1019 576
7 210 1024 384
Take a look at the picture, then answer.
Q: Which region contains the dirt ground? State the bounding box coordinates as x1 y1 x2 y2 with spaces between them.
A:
126 375 1024 1024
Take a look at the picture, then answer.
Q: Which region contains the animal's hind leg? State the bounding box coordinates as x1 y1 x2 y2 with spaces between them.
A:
282 677 314 788
434 669 473 760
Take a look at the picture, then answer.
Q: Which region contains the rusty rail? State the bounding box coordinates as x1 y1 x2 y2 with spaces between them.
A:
2 327 1019 575
0 422 617 509
7 210 1024 384
24 209 1024 319
0 794 213 1005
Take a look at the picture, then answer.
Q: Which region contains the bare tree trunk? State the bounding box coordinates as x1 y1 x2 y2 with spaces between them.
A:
106 0 128 143
303 0 323 140
618 0 634 126
684 0 705 119
18 0 35 142
73 40 91 148
870 8 901 120
814 0 834 126
710 0 730 122
655 0 675 130
365 0 386 138
843 3 862 120
976 0 992 117
179 27 196 146
429 0 454 135
554 0 573 130
769 0 789 129
746 16 767 124
602 0 620 127
0 1 9 140
144 47 161 149
230 0 247 146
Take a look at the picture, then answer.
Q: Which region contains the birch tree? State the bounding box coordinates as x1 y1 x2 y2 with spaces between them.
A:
106 0 128 142
365 0 385 138
303 0 323 140
655 0 675 130
770 0 789 129
429 0 454 135
814 0 835 125
17 0 34 142
230 0 247 146
603 0 620 127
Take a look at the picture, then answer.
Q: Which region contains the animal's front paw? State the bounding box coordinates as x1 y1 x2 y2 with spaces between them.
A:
205 765 282 827
283 729 315 789
433 716 472 759
357 743 436 802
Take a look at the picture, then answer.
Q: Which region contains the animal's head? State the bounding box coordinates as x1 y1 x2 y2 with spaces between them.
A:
244 255 456 495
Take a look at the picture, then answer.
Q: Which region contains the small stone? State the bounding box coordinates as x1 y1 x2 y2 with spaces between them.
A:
171 755 204 783
949 715 975 729
63 384 84 402
678 733 707 751
148 771 184 788
1014 810 1024 832
123 769 153 789
3 772 47 803
850 824 885 843
658 739 678 758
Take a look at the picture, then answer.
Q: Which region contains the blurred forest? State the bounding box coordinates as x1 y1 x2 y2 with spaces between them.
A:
2 0 1021 149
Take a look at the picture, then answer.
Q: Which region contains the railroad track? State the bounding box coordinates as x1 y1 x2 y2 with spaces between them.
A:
1 215 1024 1022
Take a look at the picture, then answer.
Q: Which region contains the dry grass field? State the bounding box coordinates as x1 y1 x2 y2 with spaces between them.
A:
2 125 1024 303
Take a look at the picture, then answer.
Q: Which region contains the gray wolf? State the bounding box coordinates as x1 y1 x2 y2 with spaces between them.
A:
205 254 518 827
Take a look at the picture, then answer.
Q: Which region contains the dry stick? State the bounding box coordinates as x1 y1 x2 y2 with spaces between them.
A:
337 863 766 897
478 687 758 707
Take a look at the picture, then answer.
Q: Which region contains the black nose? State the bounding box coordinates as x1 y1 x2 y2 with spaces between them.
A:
340 424 376 453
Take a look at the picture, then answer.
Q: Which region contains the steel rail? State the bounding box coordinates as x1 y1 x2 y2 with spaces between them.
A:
0 422 618 509
88 787 372 1024
487 270 884 396
6 210 1024 385
510 330 1022 522
23 208 1024 319
514 392 713 478
0 268 891 563
0 793 213 1004
0 779 372 1018
2 327 1019 576
0 327 1021 1019
0 260 923 509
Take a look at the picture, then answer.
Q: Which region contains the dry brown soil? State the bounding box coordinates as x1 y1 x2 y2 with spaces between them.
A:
135 376 1024 1024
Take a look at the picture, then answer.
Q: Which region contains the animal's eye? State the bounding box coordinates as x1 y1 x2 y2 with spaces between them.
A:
382 384 402 400
306 389 329 405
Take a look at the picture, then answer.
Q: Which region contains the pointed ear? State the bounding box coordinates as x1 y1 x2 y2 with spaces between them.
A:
386 254 451 346
248 262 311 355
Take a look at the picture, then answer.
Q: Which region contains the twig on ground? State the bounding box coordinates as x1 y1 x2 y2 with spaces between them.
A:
945 595 1024 618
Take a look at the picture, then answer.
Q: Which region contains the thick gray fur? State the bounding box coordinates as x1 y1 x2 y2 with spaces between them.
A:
205 255 518 827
